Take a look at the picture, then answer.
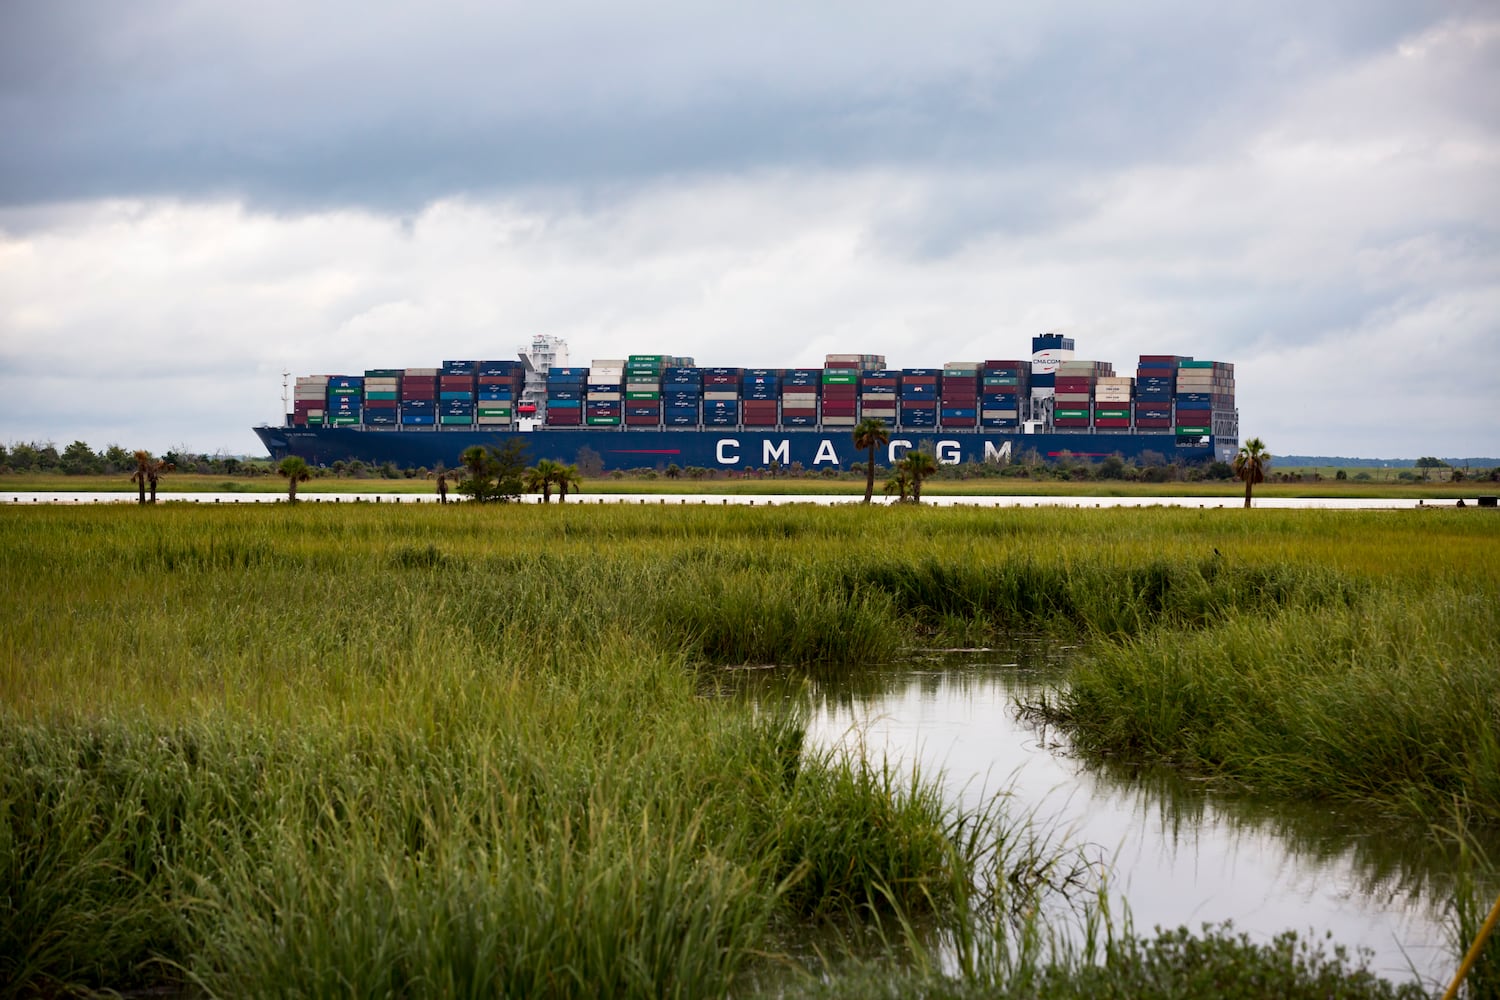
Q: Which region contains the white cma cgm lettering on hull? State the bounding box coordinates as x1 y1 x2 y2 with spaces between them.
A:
716 436 1012 467
717 438 844 466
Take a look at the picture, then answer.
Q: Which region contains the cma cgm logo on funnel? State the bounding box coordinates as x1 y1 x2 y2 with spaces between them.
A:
1032 350 1067 375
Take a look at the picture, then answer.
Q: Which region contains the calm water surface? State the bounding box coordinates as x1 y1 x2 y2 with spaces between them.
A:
0 490 1456 508
744 648 1492 989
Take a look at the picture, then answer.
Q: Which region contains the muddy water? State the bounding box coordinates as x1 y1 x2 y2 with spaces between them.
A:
746 647 1489 989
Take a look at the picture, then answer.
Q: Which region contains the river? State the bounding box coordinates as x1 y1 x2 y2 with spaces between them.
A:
741 648 1493 991
0 490 1466 508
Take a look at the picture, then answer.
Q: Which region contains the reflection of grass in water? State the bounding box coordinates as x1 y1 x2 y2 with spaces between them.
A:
1030 586 1500 827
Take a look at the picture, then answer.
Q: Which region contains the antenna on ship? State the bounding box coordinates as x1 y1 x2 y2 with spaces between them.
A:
281 369 290 422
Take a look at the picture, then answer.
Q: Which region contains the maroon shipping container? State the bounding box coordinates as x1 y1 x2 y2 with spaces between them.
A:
624 414 659 426
902 375 938 385
1094 418 1131 428
1139 355 1183 364
1134 419 1172 429
742 415 777 427
439 375 474 389
365 399 399 410
401 389 438 400
1135 367 1175 379
901 399 938 409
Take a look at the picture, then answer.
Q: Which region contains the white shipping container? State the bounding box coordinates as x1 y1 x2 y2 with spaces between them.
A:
404 368 440 377
782 392 818 405
586 391 622 401
703 391 738 401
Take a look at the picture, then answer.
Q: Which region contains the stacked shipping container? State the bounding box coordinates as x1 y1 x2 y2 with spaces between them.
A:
292 340 1233 440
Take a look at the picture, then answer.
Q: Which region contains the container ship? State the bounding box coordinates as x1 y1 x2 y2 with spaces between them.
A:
253 334 1239 473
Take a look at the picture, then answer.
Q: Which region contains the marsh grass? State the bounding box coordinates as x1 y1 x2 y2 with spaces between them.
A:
1 503 1494 995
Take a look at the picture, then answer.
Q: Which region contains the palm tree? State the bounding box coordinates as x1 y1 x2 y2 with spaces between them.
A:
883 468 911 502
130 450 152 505
901 450 938 504
130 451 174 503
1233 437 1270 508
555 463 582 502
146 458 173 503
525 458 564 502
852 417 890 504
278 455 311 502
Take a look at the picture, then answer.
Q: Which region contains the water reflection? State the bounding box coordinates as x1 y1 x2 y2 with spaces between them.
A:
733 647 1497 987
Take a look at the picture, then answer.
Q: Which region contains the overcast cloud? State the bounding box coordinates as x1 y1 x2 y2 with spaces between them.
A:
2 1 1497 459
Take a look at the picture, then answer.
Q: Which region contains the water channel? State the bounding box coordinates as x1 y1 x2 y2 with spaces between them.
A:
0 490 1463 508
740 646 1493 991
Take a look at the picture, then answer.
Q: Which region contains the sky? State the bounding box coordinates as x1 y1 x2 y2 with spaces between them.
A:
2 1 1497 460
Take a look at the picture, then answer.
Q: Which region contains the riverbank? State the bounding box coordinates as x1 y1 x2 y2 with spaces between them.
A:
2 504 1493 995
3 469 1497 502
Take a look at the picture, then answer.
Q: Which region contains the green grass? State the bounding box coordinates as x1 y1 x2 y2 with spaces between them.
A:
2 503 1495 996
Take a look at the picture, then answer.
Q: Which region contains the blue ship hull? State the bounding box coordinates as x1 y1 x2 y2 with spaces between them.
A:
254 424 1224 472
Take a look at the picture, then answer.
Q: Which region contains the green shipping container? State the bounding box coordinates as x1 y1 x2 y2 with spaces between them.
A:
365 391 399 401
1177 360 1214 369
983 376 1020 386
477 407 512 417
1176 426 1210 435
586 416 621 426
328 386 361 396
364 369 403 378
440 415 474 425
626 391 661 400
628 355 665 364
1094 409 1130 419
1054 409 1089 419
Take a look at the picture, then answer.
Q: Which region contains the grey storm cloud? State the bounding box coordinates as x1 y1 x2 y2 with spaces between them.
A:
0 0 1457 212
2 1 1497 459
